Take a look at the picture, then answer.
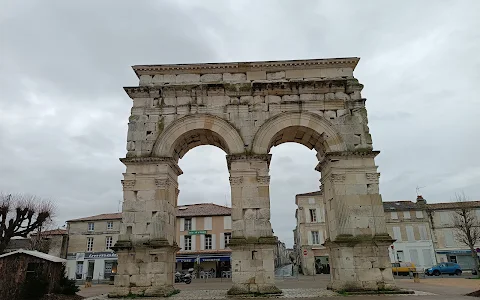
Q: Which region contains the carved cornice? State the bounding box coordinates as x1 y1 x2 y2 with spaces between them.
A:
229 177 243 186
257 176 270 185
132 58 360 77
155 178 171 188
226 154 272 170
330 174 346 183
120 157 183 175
121 180 136 190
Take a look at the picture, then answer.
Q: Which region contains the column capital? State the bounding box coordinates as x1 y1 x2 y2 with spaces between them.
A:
226 154 271 170
120 156 183 175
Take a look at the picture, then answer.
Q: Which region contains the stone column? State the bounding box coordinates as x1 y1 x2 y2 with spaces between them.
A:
110 157 182 297
226 154 281 295
318 151 395 292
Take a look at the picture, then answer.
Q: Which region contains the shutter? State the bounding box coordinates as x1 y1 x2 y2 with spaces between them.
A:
319 231 324 245
307 231 313 245
224 216 232 230
212 234 216 250
180 235 185 250
316 208 321 222
220 233 225 249
200 235 205 250
205 217 212 230
180 218 185 232
191 217 196 230
191 235 196 251
305 209 309 223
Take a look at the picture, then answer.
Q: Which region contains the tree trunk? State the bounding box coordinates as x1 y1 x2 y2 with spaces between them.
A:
470 246 480 278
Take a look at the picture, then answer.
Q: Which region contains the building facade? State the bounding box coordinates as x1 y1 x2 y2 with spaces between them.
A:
175 203 233 277
427 200 480 269
65 203 237 281
294 191 328 275
294 193 480 271
66 213 122 282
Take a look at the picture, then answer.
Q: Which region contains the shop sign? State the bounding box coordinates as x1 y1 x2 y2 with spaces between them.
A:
188 230 207 235
176 256 230 263
84 252 118 259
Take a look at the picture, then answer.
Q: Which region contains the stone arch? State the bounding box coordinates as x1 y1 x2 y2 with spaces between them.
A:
251 112 347 156
152 114 245 160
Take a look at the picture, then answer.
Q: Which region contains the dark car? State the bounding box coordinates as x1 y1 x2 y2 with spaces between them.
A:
425 262 462 276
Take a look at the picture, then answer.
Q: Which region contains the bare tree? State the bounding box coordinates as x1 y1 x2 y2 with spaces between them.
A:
29 222 55 253
451 192 480 275
0 193 55 254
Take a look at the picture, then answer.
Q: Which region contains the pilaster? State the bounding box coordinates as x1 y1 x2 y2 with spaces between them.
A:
111 157 182 297
317 151 396 291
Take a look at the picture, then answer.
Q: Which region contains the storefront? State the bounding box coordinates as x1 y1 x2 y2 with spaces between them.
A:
176 254 231 278
66 251 118 282
436 250 480 270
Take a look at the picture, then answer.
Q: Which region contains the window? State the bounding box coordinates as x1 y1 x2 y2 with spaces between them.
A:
419 225 428 240
205 234 212 250
416 211 424 218
107 221 114 230
184 218 192 231
106 236 113 250
26 263 41 279
311 231 320 244
184 235 192 251
224 233 231 247
444 229 455 247
403 211 411 219
204 217 212 230
309 209 317 222
391 212 398 220
88 222 94 231
393 226 402 241
406 226 415 242
87 237 94 252
224 216 232 230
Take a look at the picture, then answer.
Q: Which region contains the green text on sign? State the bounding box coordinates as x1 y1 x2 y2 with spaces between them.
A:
188 230 207 235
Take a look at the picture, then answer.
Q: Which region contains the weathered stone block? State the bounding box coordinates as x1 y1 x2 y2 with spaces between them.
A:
247 71 266 81
200 73 222 82
266 71 285 80
176 74 200 83
223 73 247 82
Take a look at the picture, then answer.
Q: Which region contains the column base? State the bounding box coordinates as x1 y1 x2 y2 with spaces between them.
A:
109 285 178 298
228 239 282 296
326 235 396 292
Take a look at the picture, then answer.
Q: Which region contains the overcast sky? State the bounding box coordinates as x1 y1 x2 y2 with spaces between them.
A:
1 1 479 248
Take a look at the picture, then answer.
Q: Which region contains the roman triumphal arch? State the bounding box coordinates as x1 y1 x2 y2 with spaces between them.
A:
111 58 396 297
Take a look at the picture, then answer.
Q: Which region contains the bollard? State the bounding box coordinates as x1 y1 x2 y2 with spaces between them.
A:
413 272 420 283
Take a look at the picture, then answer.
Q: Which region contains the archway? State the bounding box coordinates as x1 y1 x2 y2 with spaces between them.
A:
112 58 395 297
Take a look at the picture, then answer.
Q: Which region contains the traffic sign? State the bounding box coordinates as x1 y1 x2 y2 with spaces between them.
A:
303 249 308 256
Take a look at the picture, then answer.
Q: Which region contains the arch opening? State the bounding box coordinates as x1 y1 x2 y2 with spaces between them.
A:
269 125 328 156
171 129 229 161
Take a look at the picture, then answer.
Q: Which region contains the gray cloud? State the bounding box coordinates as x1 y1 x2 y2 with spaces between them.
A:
1 0 479 247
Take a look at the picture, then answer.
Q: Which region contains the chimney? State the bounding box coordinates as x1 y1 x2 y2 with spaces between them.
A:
416 195 427 206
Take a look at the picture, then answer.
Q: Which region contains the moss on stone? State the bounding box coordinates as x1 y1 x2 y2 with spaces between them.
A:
157 117 164 134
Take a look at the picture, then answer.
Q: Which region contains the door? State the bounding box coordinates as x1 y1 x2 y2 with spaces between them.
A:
87 261 95 279
76 261 84 279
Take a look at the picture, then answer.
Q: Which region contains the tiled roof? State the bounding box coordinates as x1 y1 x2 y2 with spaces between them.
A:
0 249 66 263
67 213 122 222
383 201 419 211
177 203 231 217
427 201 480 210
33 229 67 236
296 191 322 197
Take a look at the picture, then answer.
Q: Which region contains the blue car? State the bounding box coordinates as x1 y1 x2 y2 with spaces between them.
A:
425 262 462 276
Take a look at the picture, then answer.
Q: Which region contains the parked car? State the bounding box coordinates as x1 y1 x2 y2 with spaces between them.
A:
425 262 462 276
391 262 416 275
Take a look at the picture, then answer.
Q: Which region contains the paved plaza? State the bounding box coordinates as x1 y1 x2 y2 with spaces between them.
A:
80 275 480 299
